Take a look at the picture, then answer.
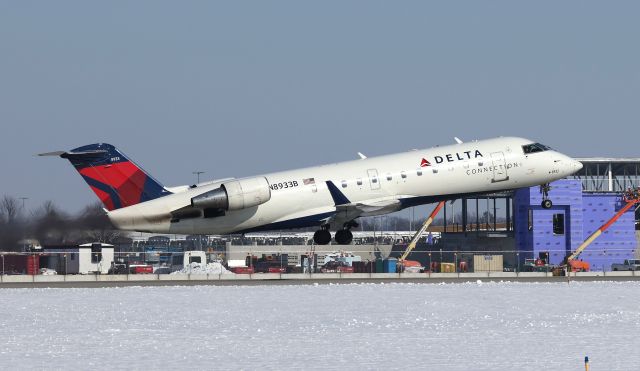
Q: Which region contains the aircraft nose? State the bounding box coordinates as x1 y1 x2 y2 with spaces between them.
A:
573 159 583 171
563 157 583 175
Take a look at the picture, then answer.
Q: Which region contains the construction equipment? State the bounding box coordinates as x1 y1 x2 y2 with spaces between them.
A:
566 188 640 271
399 201 445 266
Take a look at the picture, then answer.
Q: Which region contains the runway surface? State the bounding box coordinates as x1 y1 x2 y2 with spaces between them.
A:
2 281 640 370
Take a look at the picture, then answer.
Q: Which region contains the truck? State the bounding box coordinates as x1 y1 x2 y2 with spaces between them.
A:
611 259 640 271
169 251 207 272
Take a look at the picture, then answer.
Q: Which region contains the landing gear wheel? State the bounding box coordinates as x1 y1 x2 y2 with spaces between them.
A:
540 183 553 209
335 229 353 245
313 229 332 245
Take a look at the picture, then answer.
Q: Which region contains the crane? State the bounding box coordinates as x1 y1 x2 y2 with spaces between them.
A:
566 188 640 271
399 201 446 264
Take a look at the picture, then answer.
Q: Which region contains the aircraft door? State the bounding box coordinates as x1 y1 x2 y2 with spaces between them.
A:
367 169 381 190
490 152 509 183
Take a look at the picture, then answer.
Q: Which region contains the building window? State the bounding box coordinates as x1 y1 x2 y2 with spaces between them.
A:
401 171 407 179
357 178 363 186
341 180 347 188
528 209 533 231
553 213 565 235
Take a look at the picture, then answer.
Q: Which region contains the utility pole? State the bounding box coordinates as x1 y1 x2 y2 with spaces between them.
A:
19 197 28 252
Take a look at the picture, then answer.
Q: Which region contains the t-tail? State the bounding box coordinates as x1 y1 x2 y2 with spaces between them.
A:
39 143 171 211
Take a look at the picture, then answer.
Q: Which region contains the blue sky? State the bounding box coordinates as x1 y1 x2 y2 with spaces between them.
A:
1 1 638 214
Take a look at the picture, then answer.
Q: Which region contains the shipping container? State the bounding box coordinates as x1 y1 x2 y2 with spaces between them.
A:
383 258 397 273
1 254 40 275
375 259 384 273
440 262 456 273
473 255 504 272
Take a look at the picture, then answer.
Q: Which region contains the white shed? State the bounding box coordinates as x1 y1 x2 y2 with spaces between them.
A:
44 243 115 274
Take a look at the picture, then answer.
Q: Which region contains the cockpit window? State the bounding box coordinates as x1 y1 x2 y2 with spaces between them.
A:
522 143 551 154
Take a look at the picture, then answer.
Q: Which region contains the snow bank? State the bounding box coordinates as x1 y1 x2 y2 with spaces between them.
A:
3 282 640 370
170 261 233 275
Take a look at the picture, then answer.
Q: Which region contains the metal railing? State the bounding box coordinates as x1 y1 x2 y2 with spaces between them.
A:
1 247 636 276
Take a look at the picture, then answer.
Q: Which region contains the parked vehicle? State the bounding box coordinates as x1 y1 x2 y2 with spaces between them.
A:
129 264 153 274
108 263 128 275
153 267 172 274
320 260 354 273
611 259 640 271
231 266 255 274
169 251 207 272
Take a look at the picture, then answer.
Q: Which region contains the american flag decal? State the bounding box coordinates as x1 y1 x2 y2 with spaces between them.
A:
303 178 315 185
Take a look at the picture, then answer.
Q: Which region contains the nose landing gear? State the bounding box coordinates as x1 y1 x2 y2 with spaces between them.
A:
540 184 553 209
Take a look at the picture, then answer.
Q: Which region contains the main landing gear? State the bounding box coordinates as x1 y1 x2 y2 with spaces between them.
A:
313 221 358 245
540 183 553 209
313 226 332 245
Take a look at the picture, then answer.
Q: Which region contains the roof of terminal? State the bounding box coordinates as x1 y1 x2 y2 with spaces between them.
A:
576 158 640 163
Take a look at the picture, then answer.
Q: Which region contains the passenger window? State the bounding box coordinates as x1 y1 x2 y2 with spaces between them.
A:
341 180 347 188
417 170 422 176
432 169 438 174
371 176 378 184
357 178 363 186
401 171 407 179
386 174 392 181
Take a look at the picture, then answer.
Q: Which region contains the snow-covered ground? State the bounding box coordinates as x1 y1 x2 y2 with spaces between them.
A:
170 261 232 275
1 281 640 370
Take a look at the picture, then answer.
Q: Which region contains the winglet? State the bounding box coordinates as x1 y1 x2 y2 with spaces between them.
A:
454 137 463 144
357 152 367 159
325 181 351 206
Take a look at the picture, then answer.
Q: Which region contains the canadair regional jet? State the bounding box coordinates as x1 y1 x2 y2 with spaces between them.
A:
41 137 582 245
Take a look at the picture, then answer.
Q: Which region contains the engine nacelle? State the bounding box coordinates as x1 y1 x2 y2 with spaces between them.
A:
191 177 271 211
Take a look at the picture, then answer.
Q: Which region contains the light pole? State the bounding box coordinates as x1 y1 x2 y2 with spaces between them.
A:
193 171 205 185
19 197 28 252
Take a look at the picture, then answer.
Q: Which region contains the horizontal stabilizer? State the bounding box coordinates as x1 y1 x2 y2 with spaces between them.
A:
39 150 109 157
38 151 67 157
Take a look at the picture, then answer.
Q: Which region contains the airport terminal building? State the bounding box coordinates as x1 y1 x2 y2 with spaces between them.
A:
403 158 640 271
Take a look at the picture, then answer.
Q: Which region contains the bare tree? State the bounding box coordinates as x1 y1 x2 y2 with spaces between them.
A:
32 200 71 245
76 203 123 244
1 195 20 224
0 196 23 250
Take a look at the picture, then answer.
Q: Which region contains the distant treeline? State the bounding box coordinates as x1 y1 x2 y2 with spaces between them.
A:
0 196 127 252
0 195 503 251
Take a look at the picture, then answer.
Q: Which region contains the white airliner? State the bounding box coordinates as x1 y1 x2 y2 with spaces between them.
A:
41 137 582 245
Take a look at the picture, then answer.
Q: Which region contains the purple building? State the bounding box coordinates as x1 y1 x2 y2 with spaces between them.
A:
514 179 636 271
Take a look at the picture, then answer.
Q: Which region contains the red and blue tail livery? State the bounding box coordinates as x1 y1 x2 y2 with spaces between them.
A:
42 143 171 211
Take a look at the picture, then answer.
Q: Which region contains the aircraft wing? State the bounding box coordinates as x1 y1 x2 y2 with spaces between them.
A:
325 181 402 227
